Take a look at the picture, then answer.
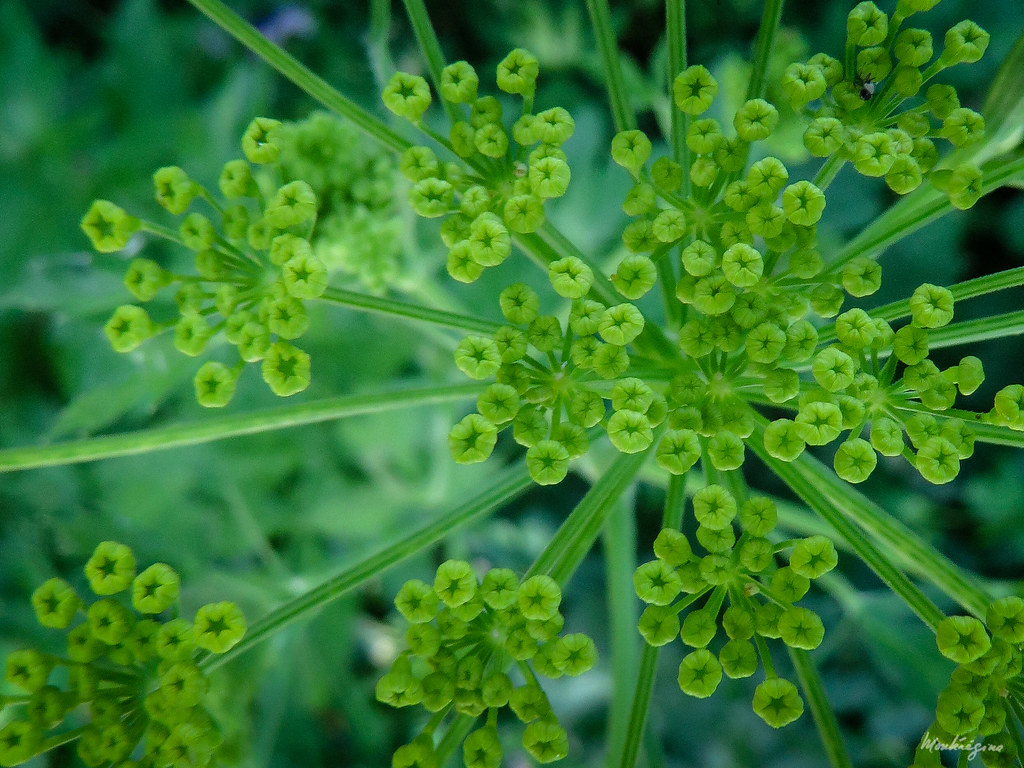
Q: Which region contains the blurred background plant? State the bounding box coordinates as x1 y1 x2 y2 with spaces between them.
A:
0 0 1022 766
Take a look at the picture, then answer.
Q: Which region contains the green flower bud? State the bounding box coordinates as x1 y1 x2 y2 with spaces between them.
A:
857 47 892 81
673 65 718 115
467 213 511 267
607 409 653 454
691 485 737 530
448 413 497 463
853 132 897 177
81 199 140 253
937 615 992 665
957 356 985 396
194 362 238 408
431 560 476 609
834 437 877 483
847 1 887 46
522 720 568 764
131 562 180 614
707 431 745 471
152 166 197 215
454 335 501 380
382 72 432 121
261 341 311 397
677 649 723 698
746 203 786 239
5 649 52 693
947 163 983 210
597 303 644 346
886 155 924 194
778 607 825 650
935 688 985 736
633 560 682 605
496 48 539 95
764 418 807 461
439 61 478 104
241 117 282 163
611 130 652 174
219 158 255 199
812 347 856 392
31 578 80 629
915 437 960 483
504 194 545 233
986 597 1024 644
193 601 246 653
941 20 990 65
547 256 593 299
527 440 571 485
85 540 136 595
265 296 309 340
551 633 597 676
610 254 655 299
781 62 827 108
474 123 508 158
518 575 561 621
686 118 723 154
655 429 700 475
894 28 933 67
0 720 41 766
734 99 779 142
910 283 954 328
719 639 758 679
394 580 440 623
638 605 680 646
752 678 804 727
804 118 845 157
651 156 683 190
781 181 826 226
789 535 839 579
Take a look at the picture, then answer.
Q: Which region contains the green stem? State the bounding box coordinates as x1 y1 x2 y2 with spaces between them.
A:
614 644 659 768
318 287 501 334
186 0 411 153
435 714 477 767
746 0 785 101
0 383 484 473
585 0 636 132
924 310 1024 349
401 0 460 124
788 648 854 768
610 472 688 768
666 0 689 191
528 441 656 585
813 156 846 191
602 501 639 767
827 155 1024 274
200 461 534 671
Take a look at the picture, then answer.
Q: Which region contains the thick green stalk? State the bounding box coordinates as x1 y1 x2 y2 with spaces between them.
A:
666 0 689 182
0 383 484 473
749 422 947 629
963 420 1024 449
746 0 785 100
603 501 640 767
827 155 1024 273
585 0 636 133
611 473 687 768
527 443 654 585
788 648 854 768
187 0 411 153
319 287 501 334
201 461 534 671
400 0 460 124
925 309 1024 350
615 645 659 768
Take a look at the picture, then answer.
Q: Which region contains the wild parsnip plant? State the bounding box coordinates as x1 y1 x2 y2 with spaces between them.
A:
2 0 1024 766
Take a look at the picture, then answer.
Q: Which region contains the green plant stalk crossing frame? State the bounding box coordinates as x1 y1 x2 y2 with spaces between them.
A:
201 461 535 671
319 287 502 334
0 383 485 472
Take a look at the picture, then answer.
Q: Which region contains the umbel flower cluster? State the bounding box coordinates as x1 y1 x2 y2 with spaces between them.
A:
910 599 1024 768
633 489 836 726
0 542 245 767
80 112 401 408
379 562 596 767
374 6 1021 490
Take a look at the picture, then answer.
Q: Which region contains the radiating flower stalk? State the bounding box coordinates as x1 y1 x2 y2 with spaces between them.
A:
67 0 1024 765
0 542 245 767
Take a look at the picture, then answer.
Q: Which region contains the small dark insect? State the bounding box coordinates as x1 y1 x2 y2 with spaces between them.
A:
858 76 876 101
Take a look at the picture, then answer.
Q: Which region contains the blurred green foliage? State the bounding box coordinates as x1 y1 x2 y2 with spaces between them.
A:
0 0 1022 766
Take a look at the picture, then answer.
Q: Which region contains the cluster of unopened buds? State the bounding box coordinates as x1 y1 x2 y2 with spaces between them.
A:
0 542 244 767
378 561 596 767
